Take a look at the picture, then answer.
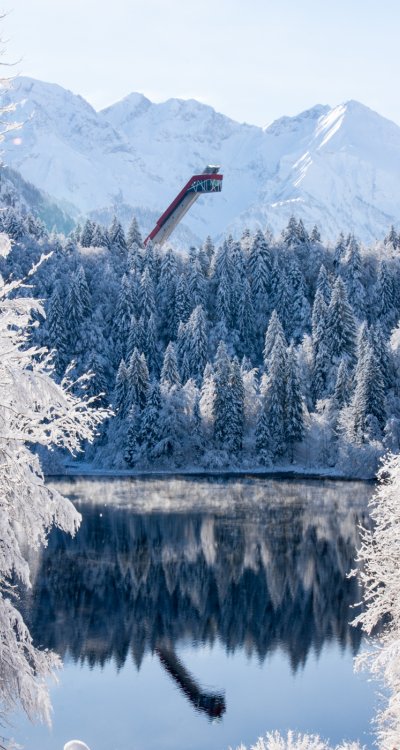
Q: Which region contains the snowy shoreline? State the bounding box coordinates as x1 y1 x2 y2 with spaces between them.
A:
47 464 375 483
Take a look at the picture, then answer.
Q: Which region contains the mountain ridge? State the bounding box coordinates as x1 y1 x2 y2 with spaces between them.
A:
1 76 400 243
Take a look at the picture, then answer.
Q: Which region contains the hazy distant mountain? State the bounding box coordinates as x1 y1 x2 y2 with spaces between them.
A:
0 163 74 233
2 76 400 243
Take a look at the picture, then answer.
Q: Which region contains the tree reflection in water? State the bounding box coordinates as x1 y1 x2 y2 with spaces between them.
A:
20 477 372 719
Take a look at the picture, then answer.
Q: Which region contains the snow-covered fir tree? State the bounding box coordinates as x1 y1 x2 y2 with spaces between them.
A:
161 342 181 389
351 343 386 443
257 334 287 459
285 344 305 460
327 277 357 366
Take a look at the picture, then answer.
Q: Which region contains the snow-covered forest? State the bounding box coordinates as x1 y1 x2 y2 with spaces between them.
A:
2 207 400 477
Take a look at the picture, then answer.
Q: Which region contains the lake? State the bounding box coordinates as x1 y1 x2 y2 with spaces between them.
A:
12 476 378 750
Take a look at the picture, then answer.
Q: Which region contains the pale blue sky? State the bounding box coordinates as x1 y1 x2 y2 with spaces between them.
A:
4 0 400 126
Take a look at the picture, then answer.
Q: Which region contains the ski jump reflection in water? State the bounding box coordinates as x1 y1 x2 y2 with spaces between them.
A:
156 641 226 719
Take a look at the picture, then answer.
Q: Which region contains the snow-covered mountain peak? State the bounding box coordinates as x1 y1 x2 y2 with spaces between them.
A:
2 77 400 243
101 91 152 125
9 76 98 120
264 104 330 136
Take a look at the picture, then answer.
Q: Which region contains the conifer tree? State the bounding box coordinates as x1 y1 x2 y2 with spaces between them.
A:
76 265 91 318
197 247 210 277
275 265 291 335
345 236 366 319
296 218 309 245
237 277 255 357
285 344 305 459
64 236 78 256
213 238 232 284
124 410 139 467
160 342 181 389
200 362 215 435
80 219 94 247
73 223 82 244
139 381 162 453
384 224 398 248
247 229 272 319
109 216 127 254
186 305 208 384
24 213 42 239
311 289 330 400
258 334 287 458
140 266 156 320
316 264 331 305
127 349 149 411
129 271 141 317
371 323 393 389
269 256 281 312
127 315 142 362
287 257 310 341
352 343 386 442
143 312 159 374
282 216 300 247
174 274 191 332
114 274 136 362
127 215 143 248
127 243 143 275
188 258 207 311
213 342 232 449
354 322 371 382
190 392 205 458
177 320 187 368
216 269 232 327
203 235 215 264
142 241 156 280
158 248 177 339
113 359 129 416
375 260 396 328
85 352 108 406
91 223 107 248
180 351 191 385
229 241 246 324
229 358 245 453
6 209 25 241
332 359 350 410
327 277 357 365
333 233 346 269
263 311 286 368
255 410 273 465
47 282 69 377
310 225 321 243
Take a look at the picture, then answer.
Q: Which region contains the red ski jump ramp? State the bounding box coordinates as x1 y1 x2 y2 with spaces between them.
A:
144 165 223 246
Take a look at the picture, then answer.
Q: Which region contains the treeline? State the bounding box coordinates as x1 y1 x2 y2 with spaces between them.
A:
2 207 400 476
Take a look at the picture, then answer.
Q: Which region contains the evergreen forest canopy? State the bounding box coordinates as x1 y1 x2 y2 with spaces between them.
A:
3 207 400 478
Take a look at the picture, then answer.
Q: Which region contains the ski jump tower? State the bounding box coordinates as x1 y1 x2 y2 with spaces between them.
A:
144 165 223 246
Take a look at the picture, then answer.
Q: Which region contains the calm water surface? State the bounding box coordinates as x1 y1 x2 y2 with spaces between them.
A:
13 476 377 750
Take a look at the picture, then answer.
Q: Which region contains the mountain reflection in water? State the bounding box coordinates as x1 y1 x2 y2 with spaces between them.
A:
22 476 371 721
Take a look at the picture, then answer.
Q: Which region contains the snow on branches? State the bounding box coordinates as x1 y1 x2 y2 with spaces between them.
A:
352 452 400 750
0 256 108 727
231 731 362 750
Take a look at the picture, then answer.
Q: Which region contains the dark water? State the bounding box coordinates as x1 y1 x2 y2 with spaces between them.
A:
13 476 377 750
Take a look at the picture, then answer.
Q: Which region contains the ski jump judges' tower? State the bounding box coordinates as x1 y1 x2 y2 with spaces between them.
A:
144 165 223 246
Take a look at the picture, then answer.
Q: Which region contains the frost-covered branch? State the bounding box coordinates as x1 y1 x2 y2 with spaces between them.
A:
352 452 400 749
231 731 362 750
0 253 108 727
